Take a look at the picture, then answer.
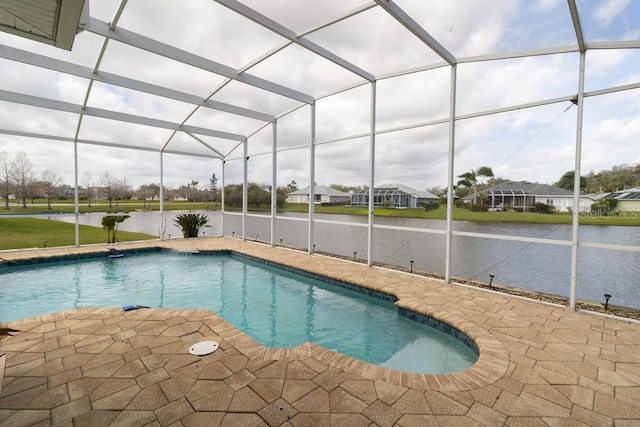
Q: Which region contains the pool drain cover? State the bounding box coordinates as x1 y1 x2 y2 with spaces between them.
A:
189 340 219 356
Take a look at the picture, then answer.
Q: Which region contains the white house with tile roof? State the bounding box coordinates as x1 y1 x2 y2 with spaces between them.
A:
479 182 594 212
285 185 351 205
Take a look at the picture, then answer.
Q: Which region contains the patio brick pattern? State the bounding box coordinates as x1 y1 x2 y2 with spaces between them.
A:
1 237 639 425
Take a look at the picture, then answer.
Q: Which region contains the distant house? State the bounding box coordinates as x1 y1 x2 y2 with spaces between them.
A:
478 182 593 212
605 187 640 211
285 185 351 205
351 184 438 208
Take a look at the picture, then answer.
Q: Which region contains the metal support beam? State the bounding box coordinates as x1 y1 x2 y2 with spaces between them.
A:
0 44 274 121
73 140 79 247
445 64 457 284
160 152 164 239
569 51 586 311
242 139 248 240
367 81 377 266
214 0 375 81
0 89 244 144
88 18 314 104
308 103 316 253
374 0 456 65
567 0 586 53
271 120 277 246
221 160 226 234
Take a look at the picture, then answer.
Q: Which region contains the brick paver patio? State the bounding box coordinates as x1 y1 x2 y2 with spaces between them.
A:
1 237 639 426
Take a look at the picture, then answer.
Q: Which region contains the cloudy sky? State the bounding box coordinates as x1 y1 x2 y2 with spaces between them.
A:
0 0 638 192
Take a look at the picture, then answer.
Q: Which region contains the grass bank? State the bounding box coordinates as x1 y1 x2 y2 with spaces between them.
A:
2 199 638 226
281 204 640 226
0 218 155 251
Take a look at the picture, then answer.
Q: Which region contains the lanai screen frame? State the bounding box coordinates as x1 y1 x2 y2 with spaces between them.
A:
0 0 639 312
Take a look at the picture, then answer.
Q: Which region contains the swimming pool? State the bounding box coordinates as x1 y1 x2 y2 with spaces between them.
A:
0 250 478 374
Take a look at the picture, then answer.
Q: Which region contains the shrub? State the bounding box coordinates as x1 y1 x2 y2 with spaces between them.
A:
174 213 209 238
422 201 439 212
534 203 555 214
101 215 130 243
469 204 489 212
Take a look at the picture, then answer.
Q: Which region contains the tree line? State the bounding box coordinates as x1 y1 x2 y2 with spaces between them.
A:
2 150 637 211
0 151 221 210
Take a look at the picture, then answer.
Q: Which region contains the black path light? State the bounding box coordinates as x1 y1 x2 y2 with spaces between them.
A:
353 251 357 261
604 294 612 311
489 274 495 288
410 260 414 273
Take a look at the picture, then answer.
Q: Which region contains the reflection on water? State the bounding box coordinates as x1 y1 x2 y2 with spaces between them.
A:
223 213 640 310
49 210 640 310
51 210 223 239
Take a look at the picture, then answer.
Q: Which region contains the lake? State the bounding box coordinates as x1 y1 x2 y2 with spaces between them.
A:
51 210 640 310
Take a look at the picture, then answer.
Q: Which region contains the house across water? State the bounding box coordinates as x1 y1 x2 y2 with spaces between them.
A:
351 184 439 208
285 186 351 205
478 182 594 212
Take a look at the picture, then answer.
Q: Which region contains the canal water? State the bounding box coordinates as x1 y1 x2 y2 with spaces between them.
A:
51 211 640 310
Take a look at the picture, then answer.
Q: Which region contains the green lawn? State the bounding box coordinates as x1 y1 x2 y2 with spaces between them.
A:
282 204 640 226
0 218 156 251
0 200 220 215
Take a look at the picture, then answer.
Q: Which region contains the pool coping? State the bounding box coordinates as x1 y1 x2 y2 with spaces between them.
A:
1 241 509 392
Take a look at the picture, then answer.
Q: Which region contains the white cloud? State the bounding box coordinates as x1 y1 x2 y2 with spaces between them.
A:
535 0 560 12
593 0 631 26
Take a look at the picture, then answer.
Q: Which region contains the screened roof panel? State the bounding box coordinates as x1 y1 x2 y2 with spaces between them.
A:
117 0 287 69
306 6 442 77
238 0 373 34
315 83 370 142
87 0 119 23
396 0 577 58
376 66 450 131
184 107 266 136
585 49 640 92
0 58 90 104
162 132 225 158
456 53 579 116
77 116 174 149
99 41 230 97
577 0 640 42
212 80 303 117
247 43 365 97
86 82 195 123
0 100 78 138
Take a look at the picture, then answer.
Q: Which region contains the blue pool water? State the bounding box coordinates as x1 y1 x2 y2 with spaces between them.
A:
0 251 478 373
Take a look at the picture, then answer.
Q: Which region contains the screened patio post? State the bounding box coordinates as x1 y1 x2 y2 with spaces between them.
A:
73 140 79 247
445 64 458 284
367 81 377 266
242 139 248 241
159 152 164 239
271 120 277 246
221 160 225 226
308 102 316 254
569 51 586 311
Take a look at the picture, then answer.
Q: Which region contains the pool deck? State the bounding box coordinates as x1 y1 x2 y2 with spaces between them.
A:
1 237 640 426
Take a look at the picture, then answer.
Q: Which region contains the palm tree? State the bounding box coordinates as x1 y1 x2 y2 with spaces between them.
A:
457 166 494 205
